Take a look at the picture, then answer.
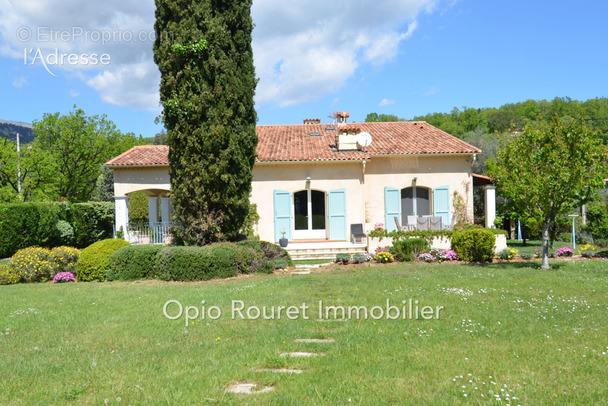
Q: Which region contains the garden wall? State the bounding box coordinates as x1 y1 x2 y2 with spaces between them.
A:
367 234 507 255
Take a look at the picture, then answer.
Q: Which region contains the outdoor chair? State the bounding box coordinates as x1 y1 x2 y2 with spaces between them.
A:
394 216 415 231
351 223 367 244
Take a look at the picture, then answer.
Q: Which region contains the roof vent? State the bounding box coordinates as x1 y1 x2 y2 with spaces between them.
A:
303 118 321 124
325 127 335 131
309 132 321 137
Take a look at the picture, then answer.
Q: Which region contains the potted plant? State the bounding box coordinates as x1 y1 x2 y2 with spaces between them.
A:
279 230 288 248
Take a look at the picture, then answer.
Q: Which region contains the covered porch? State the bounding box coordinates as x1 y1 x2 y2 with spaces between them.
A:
114 189 173 245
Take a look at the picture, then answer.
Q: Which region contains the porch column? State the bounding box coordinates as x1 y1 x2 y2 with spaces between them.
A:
484 185 496 228
148 196 158 224
160 197 171 223
115 196 129 239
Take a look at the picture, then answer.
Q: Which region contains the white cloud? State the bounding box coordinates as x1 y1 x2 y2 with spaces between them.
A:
0 0 443 111
252 1 436 106
379 98 395 107
69 89 79 97
12 76 28 88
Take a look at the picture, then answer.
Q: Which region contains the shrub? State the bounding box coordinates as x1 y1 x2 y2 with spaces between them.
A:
556 247 574 257
55 220 75 246
71 202 115 248
520 253 534 260
75 239 131 282
374 251 394 263
10 247 54 283
577 244 596 256
237 240 292 272
53 272 76 283
274 258 288 269
128 191 149 226
534 248 542 258
391 238 430 262
595 250 608 258
256 258 275 274
50 246 80 274
558 233 572 243
0 203 45 258
155 244 243 281
336 253 351 264
0 264 19 285
593 238 608 248
107 245 163 281
451 228 495 262
583 200 608 240
352 254 367 264
498 247 517 260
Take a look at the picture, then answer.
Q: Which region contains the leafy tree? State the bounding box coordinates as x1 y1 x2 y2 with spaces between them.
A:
486 115 608 269
92 167 115 202
0 136 55 202
154 0 257 244
365 113 403 122
33 107 140 202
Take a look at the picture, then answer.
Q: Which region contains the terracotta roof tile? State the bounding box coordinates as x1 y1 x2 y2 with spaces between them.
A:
105 122 480 167
105 145 169 167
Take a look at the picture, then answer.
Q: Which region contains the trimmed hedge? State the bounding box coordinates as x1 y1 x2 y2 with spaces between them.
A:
155 244 247 281
107 245 163 281
451 229 495 262
0 201 113 258
106 241 287 282
76 238 131 282
71 202 115 248
391 238 430 261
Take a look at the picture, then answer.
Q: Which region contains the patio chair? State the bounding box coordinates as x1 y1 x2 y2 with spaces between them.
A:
394 216 415 231
351 223 367 244
417 217 430 231
429 216 443 231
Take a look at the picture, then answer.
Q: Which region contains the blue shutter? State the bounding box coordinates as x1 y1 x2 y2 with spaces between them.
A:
433 185 450 229
384 187 401 232
274 190 292 242
328 188 347 240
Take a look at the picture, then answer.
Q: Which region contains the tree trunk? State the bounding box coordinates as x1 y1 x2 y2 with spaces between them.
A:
541 223 551 269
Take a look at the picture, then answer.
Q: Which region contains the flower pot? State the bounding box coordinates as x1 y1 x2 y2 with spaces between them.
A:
279 238 288 248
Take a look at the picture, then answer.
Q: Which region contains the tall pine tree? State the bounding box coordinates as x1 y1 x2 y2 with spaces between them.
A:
153 0 257 244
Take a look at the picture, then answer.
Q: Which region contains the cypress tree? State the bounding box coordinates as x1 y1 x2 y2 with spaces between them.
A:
153 0 257 244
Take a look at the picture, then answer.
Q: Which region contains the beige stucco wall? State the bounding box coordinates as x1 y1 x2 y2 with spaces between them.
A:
364 155 474 228
110 154 475 243
112 166 171 197
251 161 365 242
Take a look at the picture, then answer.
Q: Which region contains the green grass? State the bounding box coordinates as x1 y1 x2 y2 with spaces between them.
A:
507 239 573 255
2 261 608 404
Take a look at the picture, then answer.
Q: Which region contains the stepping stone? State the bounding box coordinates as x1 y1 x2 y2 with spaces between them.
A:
281 351 323 357
291 271 311 275
295 337 335 343
253 368 304 374
227 383 274 394
296 264 320 269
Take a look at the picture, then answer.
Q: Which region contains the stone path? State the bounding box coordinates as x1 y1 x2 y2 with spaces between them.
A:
227 319 339 395
227 383 274 394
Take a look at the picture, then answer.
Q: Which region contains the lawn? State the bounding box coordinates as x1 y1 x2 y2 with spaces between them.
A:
1 260 608 404
507 239 573 256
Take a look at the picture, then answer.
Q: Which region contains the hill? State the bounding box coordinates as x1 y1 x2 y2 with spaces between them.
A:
0 119 35 143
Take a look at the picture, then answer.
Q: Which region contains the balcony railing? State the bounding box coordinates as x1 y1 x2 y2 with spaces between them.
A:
126 222 174 245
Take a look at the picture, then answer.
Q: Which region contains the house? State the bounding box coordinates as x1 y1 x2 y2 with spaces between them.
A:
105 115 490 250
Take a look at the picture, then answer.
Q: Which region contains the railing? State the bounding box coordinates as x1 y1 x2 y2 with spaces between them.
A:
126 222 174 245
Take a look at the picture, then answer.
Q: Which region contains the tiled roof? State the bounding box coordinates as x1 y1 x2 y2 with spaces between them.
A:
105 145 169 167
105 122 480 167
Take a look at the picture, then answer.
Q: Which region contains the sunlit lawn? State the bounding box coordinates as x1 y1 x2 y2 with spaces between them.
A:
1 259 608 404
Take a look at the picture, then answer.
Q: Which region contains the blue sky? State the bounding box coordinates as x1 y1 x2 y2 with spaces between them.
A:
1 0 607 138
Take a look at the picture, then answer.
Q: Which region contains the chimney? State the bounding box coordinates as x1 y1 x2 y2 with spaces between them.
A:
334 111 350 123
